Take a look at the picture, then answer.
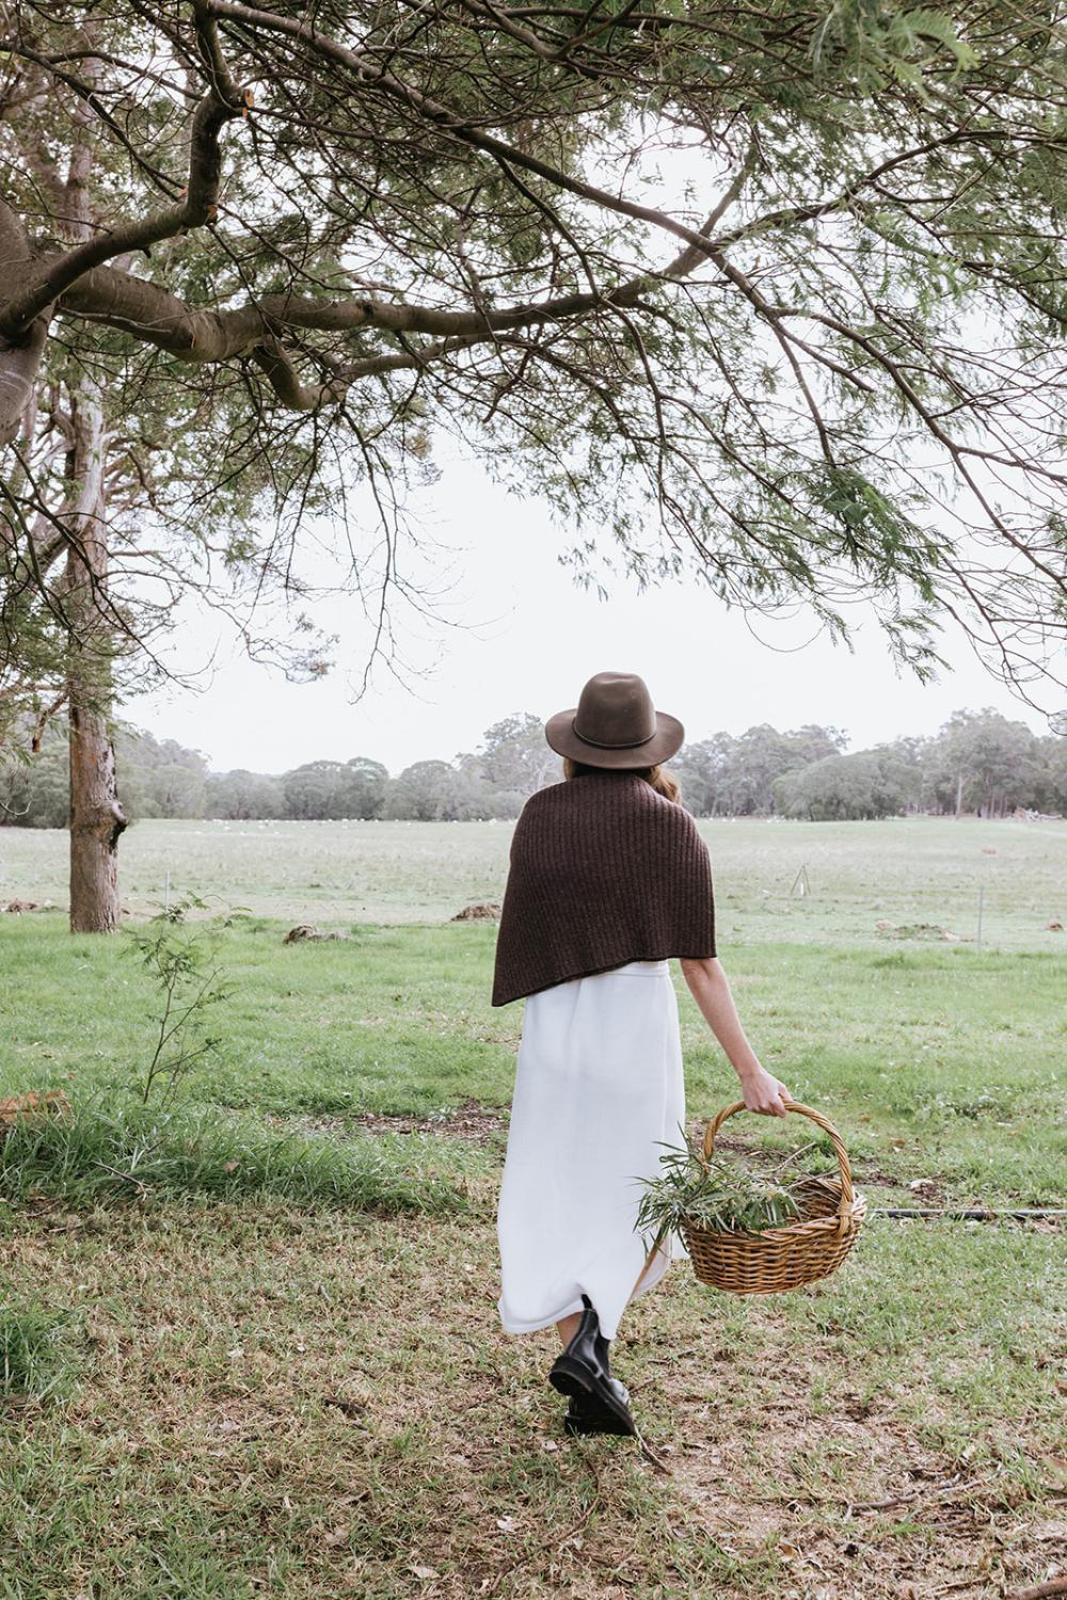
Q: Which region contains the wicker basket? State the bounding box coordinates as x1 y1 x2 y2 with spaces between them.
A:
680 1099 866 1295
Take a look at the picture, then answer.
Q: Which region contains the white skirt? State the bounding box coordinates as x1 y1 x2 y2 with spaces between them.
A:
496 958 690 1342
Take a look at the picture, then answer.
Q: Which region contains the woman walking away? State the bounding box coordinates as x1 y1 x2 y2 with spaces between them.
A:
491 671 792 1439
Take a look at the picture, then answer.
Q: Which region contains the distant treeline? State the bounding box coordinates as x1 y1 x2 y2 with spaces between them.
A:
2 708 1065 828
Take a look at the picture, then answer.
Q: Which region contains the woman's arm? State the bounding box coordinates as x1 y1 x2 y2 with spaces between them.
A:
678 955 791 1117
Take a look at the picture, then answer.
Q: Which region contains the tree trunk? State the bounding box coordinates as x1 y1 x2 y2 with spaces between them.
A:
64 372 126 933
69 697 126 931
61 60 126 935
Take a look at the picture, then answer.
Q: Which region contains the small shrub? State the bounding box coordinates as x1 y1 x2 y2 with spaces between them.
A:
123 893 230 1104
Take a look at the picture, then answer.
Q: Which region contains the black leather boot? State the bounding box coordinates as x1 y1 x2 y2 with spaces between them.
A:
548 1295 636 1436
562 1382 636 1437
588 1298 612 1376
564 1294 613 1368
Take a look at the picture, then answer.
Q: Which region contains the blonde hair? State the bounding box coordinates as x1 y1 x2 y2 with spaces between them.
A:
562 756 682 805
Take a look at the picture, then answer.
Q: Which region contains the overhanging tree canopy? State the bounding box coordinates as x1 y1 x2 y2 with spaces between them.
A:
1 0 1066 920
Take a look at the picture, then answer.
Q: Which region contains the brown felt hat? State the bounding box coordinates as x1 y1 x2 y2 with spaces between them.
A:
544 671 685 768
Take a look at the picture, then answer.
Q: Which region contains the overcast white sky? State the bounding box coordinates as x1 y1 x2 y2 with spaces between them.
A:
128 445 1056 777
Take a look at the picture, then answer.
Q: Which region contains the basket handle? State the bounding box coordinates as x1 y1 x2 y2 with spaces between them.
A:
701 1099 855 1234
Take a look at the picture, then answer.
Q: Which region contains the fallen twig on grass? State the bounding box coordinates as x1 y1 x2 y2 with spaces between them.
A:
92 1161 148 1197
846 1473 969 1513
634 1430 674 1475
875 1208 1066 1221
1004 1578 1067 1600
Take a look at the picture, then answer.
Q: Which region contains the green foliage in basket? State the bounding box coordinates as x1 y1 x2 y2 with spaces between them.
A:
634 1124 804 1248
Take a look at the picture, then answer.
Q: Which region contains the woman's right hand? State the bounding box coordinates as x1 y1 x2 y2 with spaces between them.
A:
738 1064 792 1117
677 960 792 1117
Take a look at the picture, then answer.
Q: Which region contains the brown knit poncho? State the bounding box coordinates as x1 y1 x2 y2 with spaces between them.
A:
490 771 716 1007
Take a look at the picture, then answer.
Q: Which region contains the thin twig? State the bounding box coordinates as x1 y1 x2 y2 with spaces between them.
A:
634 1429 673 1476
92 1161 148 1196
1005 1579 1067 1600
875 1208 1066 1221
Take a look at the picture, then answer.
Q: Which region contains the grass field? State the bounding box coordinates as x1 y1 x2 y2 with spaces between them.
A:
2 812 1065 943
0 818 1065 1599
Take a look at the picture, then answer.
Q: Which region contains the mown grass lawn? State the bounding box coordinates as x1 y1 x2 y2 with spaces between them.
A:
0 819 1064 1599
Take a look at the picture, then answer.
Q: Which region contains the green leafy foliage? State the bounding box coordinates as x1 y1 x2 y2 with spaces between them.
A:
810 2 981 86
2 0 1065 709
634 1124 804 1248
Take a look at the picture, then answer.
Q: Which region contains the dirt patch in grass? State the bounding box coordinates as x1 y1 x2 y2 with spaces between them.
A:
265 1099 509 1144
354 1100 508 1141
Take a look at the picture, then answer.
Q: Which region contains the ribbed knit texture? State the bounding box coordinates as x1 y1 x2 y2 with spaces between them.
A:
491 771 716 1007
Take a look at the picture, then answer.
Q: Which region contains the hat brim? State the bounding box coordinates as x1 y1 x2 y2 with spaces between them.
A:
544 707 685 768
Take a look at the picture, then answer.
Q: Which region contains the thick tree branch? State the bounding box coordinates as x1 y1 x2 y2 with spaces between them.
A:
54 263 652 379
65 268 643 340
0 26 249 339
